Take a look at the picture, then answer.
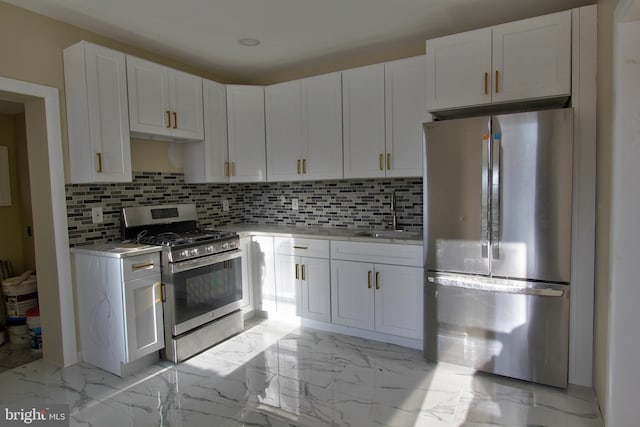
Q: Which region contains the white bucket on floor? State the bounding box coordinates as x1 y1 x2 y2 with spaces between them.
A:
7 323 30 347
2 272 38 321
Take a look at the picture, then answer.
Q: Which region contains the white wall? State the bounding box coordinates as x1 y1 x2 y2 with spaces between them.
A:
606 3 640 423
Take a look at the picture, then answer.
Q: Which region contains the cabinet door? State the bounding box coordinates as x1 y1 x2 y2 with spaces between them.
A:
302 72 344 180
426 27 492 111
123 275 165 362
265 80 303 182
168 69 204 140
331 260 375 330
275 253 299 316
251 236 276 312
374 264 423 339
342 64 386 179
226 85 267 182
126 56 171 136
64 42 132 183
492 11 571 103
301 257 331 323
183 79 228 183
384 56 426 178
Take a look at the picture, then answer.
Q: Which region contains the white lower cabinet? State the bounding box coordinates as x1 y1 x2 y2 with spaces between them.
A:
249 235 277 312
274 237 331 322
73 251 164 376
330 241 423 340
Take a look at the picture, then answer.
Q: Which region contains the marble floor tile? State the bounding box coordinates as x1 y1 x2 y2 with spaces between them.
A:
0 318 603 426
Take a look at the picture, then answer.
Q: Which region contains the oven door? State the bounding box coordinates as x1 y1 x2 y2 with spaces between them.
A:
164 249 243 337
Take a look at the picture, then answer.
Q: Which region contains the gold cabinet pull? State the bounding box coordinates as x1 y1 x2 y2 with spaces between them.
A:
301 264 306 281
386 153 391 170
293 245 308 250
231 162 236 176
495 70 499 93
172 112 177 129
379 153 384 171
297 159 301 174
224 161 229 177
295 263 299 280
165 111 171 128
96 152 103 173
303 158 307 174
375 271 380 290
132 262 155 271
484 72 488 95
368 271 372 289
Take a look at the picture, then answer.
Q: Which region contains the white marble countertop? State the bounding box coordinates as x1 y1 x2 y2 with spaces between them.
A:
70 242 162 258
217 224 423 246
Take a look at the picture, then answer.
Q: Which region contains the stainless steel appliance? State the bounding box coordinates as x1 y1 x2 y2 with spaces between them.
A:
122 204 243 363
423 108 573 388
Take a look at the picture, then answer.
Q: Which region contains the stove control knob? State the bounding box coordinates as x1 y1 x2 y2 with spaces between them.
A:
222 243 229 250
206 245 214 253
180 250 189 258
229 241 237 248
190 248 198 256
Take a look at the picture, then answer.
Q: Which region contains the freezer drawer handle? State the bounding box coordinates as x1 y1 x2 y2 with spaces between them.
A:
428 277 565 297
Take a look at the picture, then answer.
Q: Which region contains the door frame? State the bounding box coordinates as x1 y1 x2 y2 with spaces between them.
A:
0 76 77 366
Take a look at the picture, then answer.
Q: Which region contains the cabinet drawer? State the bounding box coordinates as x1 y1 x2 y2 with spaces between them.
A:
123 253 161 282
331 241 421 267
275 237 329 258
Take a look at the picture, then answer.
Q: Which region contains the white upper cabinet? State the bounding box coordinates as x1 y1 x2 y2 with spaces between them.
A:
426 10 571 112
343 59 425 179
63 41 132 183
266 72 343 182
183 79 228 183
226 85 267 183
342 63 386 179
126 56 204 141
384 55 427 178
491 11 571 103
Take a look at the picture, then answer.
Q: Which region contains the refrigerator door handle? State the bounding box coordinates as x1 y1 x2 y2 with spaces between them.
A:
491 132 501 259
481 134 490 258
426 275 565 297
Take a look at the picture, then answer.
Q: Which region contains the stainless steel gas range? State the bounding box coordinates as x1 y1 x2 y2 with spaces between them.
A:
121 204 244 363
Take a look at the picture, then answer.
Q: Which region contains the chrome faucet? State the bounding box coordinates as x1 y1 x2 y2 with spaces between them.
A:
390 190 398 231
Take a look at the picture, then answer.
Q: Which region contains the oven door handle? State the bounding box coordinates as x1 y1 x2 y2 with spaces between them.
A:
170 249 242 273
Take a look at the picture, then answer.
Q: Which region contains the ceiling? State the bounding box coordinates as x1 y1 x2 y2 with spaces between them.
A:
6 0 593 82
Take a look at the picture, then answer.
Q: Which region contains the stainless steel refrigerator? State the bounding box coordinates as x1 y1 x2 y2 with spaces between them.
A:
423 108 573 388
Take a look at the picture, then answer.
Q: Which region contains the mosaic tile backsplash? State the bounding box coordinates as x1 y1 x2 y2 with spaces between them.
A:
65 172 422 246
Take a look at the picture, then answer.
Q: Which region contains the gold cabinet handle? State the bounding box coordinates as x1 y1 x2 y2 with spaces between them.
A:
132 262 155 271
96 152 103 173
303 158 307 174
231 162 236 176
368 271 372 289
301 264 306 281
172 112 177 129
375 271 380 290
484 72 488 95
495 70 499 93
293 245 308 250
297 159 301 174
165 111 171 128
224 161 229 177
295 263 299 280
386 153 391 170
379 153 384 171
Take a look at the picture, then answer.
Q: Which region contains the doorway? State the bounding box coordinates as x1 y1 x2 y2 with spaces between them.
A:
0 76 77 368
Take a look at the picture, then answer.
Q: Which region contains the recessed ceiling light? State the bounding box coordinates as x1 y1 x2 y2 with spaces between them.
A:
238 38 261 47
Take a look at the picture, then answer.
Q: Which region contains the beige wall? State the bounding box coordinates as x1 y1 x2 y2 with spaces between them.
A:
14 113 35 271
0 1 231 182
594 0 616 420
0 114 25 275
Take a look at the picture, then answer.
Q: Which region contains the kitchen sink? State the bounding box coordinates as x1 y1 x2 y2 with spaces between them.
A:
354 230 419 239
